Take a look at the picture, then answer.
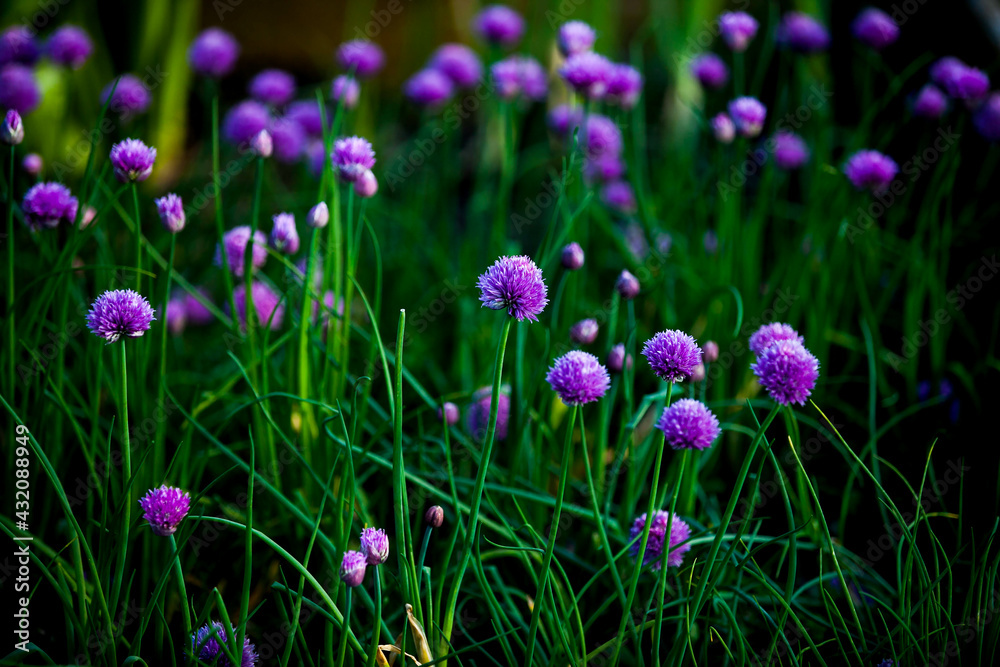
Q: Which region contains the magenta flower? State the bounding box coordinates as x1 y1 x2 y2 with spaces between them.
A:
404 68 455 107
703 341 719 363
270 213 299 253
941 65 989 101
642 330 702 382
230 282 285 330
690 53 729 89
0 27 40 66
477 255 548 322
0 64 41 114
606 64 643 109
912 84 947 119
165 296 186 335
602 181 636 214
974 93 1000 141
354 169 378 198
286 99 326 137
110 138 156 183
250 129 273 158
615 269 640 300
222 100 270 146
560 51 614 99
851 8 900 50
191 622 259 667
629 511 692 569
138 485 191 536
249 69 296 107
547 104 583 136
336 40 385 78
718 12 759 52
656 398 721 450
430 44 483 88
188 28 240 78
843 150 898 193
561 242 585 270
340 551 367 587
438 402 460 426
46 25 93 69
87 289 155 342
473 5 525 47
155 193 185 233
307 202 330 228
270 118 305 162
583 114 623 158
570 318 599 345
331 74 361 109
558 21 597 57
183 288 215 326
216 226 268 277
332 136 376 182
711 113 735 144
360 527 390 565
585 153 626 183
772 131 809 169
2 109 23 145
776 12 830 53
748 322 803 355
547 350 610 405
750 339 820 405
491 55 547 102
728 97 767 137
607 343 633 373
22 153 42 176
467 386 511 441
101 75 151 119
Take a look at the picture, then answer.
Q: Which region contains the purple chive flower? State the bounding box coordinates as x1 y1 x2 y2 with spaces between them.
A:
354 169 378 198
491 58 523 100
438 402 460 426
546 350 610 405
216 226 268 277
425 505 445 528
22 182 78 231
913 84 947 119
230 282 285 330
607 343 633 373
268 118 304 162
728 97 767 137
491 56 547 101
606 64 643 109
188 28 240 78
628 511 692 569
165 296 186 335
772 131 809 169
155 193 185 233
843 149 898 193
467 386 511 441
250 129 273 158
340 550 367 587
642 330 703 383
583 114 623 158
691 363 706 382
852 8 899 50
711 113 736 143
558 21 597 57
110 138 156 183
570 318 599 345
360 527 390 565
222 100 270 146
477 255 548 322
776 12 830 53
100 75 151 119
561 242 585 270
656 398 721 451
249 69 295 107
974 93 1000 141
404 68 455 107
930 57 966 89
285 100 326 137
560 52 614 99
0 27 40 66
690 53 729 89
585 153 626 183
748 322 803 355
191 622 259 667
2 109 23 144
22 153 42 176
0 64 41 114
270 213 299 253
547 104 583 136
86 289 155 342
332 136 376 182
138 485 191 536
602 181 636 214
703 341 719 363
751 339 820 405
615 269 640 299
336 40 385 78
330 75 360 109
46 25 93 69
307 201 329 228
718 12 759 52
942 65 989 102
430 44 483 88
306 140 326 177
183 288 215 326
473 5 525 47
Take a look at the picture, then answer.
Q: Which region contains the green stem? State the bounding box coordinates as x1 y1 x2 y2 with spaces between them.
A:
7 145 14 398
366 566 382 667
392 309 419 613
169 534 192 658
652 451 688 664
297 228 320 448
337 586 352 667
154 234 176 482
211 91 238 330
132 183 142 293
110 341 132 615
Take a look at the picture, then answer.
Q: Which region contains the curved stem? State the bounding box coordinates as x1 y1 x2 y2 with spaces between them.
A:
337 586 352 667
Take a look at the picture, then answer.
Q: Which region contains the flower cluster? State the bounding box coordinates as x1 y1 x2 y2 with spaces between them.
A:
749 323 820 405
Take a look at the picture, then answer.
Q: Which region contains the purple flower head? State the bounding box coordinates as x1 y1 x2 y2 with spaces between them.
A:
360 527 390 565
222 100 270 146
268 118 305 162
306 140 326 178
354 169 378 198
728 97 767 137
22 152 42 176
188 28 240 78
87 289 155 342
430 44 483 88
974 92 1000 141
307 201 329 228
438 402 460 426
607 64 643 109
286 100 326 138
776 12 830 53
942 65 989 101
602 181 636 214
191 622 259 667
477 255 548 322
2 109 23 145
615 269 640 299
101 75 151 119
491 56 547 102
183 288 215 326
912 84 947 119
404 68 454 107
561 242 585 270
703 341 719 363
46 25 93 69
691 363 706 382
270 213 299 254
337 40 385 78
607 343 633 373
0 64 41 114
22 182 78 231
215 226 268 277
843 149 898 193
250 129 273 158
249 69 296 107
628 511 692 569
690 53 729 89
473 5 525 47
546 350 610 405
110 138 156 183
340 551 367 587
772 131 809 169
425 505 445 528
138 485 191 536
583 114 623 158
749 322 803 355
642 330 702 383
560 51 614 99
0 27 40 66
711 113 735 143
656 398 721 451
558 21 597 57
165 296 186 335
570 318 599 345
155 193 185 233
547 104 583 136
332 136 376 182
930 57 965 89
330 75 360 109
750 339 820 405
718 12 759 52
230 282 285 330
467 386 511 441
852 8 900 50
585 153 626 183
